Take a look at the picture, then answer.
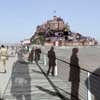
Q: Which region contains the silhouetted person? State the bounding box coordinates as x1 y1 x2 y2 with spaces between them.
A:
15 47 18 55
0 45 8 73
11 51 31 100
35 47 41 62
47 46 56 76
85 68 100 100
28 47 35 63
69 48 80 100
27 46 29 52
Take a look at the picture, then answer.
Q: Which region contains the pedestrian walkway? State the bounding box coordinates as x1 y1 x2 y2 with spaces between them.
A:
2 54 69 100
0 47 93 100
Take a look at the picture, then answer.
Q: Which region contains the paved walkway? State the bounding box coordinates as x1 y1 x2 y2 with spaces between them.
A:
1 47 96 100
3 46 100 100
1 53 69 100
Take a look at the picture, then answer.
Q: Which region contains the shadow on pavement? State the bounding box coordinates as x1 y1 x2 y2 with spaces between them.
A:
32 69 42 74
36 62 70 100
10 52 31 100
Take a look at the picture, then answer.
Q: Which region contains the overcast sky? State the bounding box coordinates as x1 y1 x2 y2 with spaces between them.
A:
0 0 100 43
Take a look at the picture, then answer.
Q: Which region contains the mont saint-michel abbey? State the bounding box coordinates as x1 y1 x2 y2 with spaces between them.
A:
31 16 97 46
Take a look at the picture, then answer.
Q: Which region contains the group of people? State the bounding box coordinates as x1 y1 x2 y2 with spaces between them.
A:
27 45 80 100
47 46 80 100
0 45 8 73
28 47 41 63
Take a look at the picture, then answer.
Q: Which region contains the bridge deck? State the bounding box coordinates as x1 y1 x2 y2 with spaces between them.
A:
0 48 92 100
2 56 69 100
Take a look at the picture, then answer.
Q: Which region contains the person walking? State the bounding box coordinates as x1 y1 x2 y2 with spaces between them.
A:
35 47 41 63
47 46 56 76
0 45 8 73
28 47 35 63
69 48 80 100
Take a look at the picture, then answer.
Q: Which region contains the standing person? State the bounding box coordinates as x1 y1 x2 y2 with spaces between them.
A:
0 45 8 73
69 48 80 100
47 46 56 76
28 47 35 63
15 46 18 55
27 45 29 52
35 47 41 63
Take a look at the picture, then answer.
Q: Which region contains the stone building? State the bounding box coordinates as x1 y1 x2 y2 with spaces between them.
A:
36 16 66 33
31 16 97 46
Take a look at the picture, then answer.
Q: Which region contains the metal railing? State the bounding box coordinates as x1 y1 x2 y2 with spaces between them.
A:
42 52 100 100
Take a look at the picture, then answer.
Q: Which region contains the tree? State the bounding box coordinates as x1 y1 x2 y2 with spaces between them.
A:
64 22 70 32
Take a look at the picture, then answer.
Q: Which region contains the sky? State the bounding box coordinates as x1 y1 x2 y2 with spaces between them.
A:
0 0 100 43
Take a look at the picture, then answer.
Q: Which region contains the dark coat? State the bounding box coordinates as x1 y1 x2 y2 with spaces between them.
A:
35 48 41 60
28 49 34 62
69 54 80 82
48 50 56 66
35 49 41 57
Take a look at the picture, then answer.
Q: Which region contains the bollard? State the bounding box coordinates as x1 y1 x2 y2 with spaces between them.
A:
54 60 58 76
44 55 47 66
88 72 92 100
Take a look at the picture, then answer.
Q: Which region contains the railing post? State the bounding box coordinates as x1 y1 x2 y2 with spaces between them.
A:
88 72 92 100
44 54 47 66
54 60 58 76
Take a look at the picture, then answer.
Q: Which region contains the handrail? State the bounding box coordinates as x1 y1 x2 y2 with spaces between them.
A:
42 52 100 78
